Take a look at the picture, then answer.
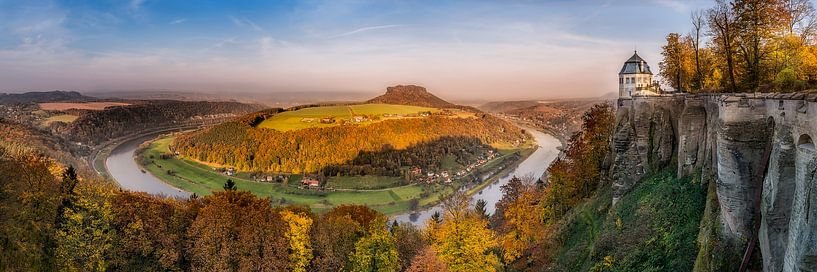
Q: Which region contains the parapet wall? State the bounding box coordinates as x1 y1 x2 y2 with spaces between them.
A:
613 92 817 272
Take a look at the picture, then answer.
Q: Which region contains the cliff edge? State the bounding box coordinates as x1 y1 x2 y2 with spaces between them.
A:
611 93 817 271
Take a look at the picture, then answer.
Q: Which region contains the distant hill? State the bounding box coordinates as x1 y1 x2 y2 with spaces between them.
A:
60 100 266 145
478 100 541 113
367 85 456 108
0 91 97 104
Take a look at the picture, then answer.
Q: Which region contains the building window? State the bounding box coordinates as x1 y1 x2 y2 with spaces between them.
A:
620 77 623 84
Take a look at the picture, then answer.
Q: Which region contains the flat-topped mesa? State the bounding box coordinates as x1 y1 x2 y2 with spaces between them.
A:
611 91 817 271
367 85 456 108
385 85 428 95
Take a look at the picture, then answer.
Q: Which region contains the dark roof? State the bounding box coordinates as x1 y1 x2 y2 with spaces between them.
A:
619 51 652 75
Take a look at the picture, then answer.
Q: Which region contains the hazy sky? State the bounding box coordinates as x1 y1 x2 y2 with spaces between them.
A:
0 0 716 100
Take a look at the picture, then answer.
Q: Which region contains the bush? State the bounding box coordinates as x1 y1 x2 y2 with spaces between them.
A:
774 68 808 92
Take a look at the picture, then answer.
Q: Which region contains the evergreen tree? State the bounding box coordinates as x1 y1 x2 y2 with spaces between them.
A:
223 179 236 191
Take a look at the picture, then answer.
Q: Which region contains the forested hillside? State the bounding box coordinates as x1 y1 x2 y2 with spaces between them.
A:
0 90 96 104
0 119 92 176
173 114 526 174
60 100 265 144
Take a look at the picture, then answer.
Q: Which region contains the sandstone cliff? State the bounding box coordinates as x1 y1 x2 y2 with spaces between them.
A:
612 93 817 271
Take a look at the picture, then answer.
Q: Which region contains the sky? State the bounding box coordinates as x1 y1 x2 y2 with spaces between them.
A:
0 0 717 100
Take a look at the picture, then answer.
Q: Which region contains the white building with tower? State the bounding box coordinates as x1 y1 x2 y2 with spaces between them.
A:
619 51 661 98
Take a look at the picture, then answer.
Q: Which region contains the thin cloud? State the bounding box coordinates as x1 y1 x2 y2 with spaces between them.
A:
330 24 405 38
229 16 263 32
555 32 617 45
169 18 188 25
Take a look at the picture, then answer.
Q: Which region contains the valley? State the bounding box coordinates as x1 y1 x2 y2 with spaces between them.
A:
113 88 541 215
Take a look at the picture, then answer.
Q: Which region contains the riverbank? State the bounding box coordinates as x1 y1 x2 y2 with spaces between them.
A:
392 127 561 225
90 123 218 181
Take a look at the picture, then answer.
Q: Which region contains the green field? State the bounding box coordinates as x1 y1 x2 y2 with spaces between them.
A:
42 114 78 126
326 175 406 190
138 135 530 214
257 103 442 131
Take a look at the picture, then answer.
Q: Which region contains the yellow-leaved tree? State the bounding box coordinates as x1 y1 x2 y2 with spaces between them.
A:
55 185 114 272
430 192 499 272
500 187 545 263
348 219 401 272
281 209 313 272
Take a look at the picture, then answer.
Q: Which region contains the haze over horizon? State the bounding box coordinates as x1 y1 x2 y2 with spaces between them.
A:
1 0 713 100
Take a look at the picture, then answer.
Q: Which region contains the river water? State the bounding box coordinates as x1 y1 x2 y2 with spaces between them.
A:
105 127 560 223
106 132 190 198
392 128 561 226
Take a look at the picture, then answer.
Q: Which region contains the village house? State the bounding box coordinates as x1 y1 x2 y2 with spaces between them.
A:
302 177 320 187
352 116 368 122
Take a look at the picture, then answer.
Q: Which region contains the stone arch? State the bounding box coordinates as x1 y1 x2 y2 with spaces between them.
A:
798 134 814 150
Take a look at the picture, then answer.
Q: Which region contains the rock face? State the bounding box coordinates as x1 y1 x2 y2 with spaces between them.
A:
612 93 817 271
610 97 680 203
760 122 795 272
367 85 456 108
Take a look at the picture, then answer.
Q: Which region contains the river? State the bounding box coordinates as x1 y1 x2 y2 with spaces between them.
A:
104 127 561 223
106 132 190 198
392 128 561 226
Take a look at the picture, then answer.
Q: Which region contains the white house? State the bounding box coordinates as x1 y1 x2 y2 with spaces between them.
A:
619 51 660 98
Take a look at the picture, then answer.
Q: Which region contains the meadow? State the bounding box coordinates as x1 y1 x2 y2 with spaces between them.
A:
42 114 79 125
257 103 441 131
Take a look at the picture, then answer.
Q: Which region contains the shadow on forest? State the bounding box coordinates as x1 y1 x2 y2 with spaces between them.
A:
318 135 493 179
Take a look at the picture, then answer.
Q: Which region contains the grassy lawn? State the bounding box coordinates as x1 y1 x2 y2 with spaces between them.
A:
256 103 441 131
326 175 405 190
42 114 78 125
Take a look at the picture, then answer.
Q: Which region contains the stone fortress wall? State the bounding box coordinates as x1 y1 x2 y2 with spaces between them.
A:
613 92 817 271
